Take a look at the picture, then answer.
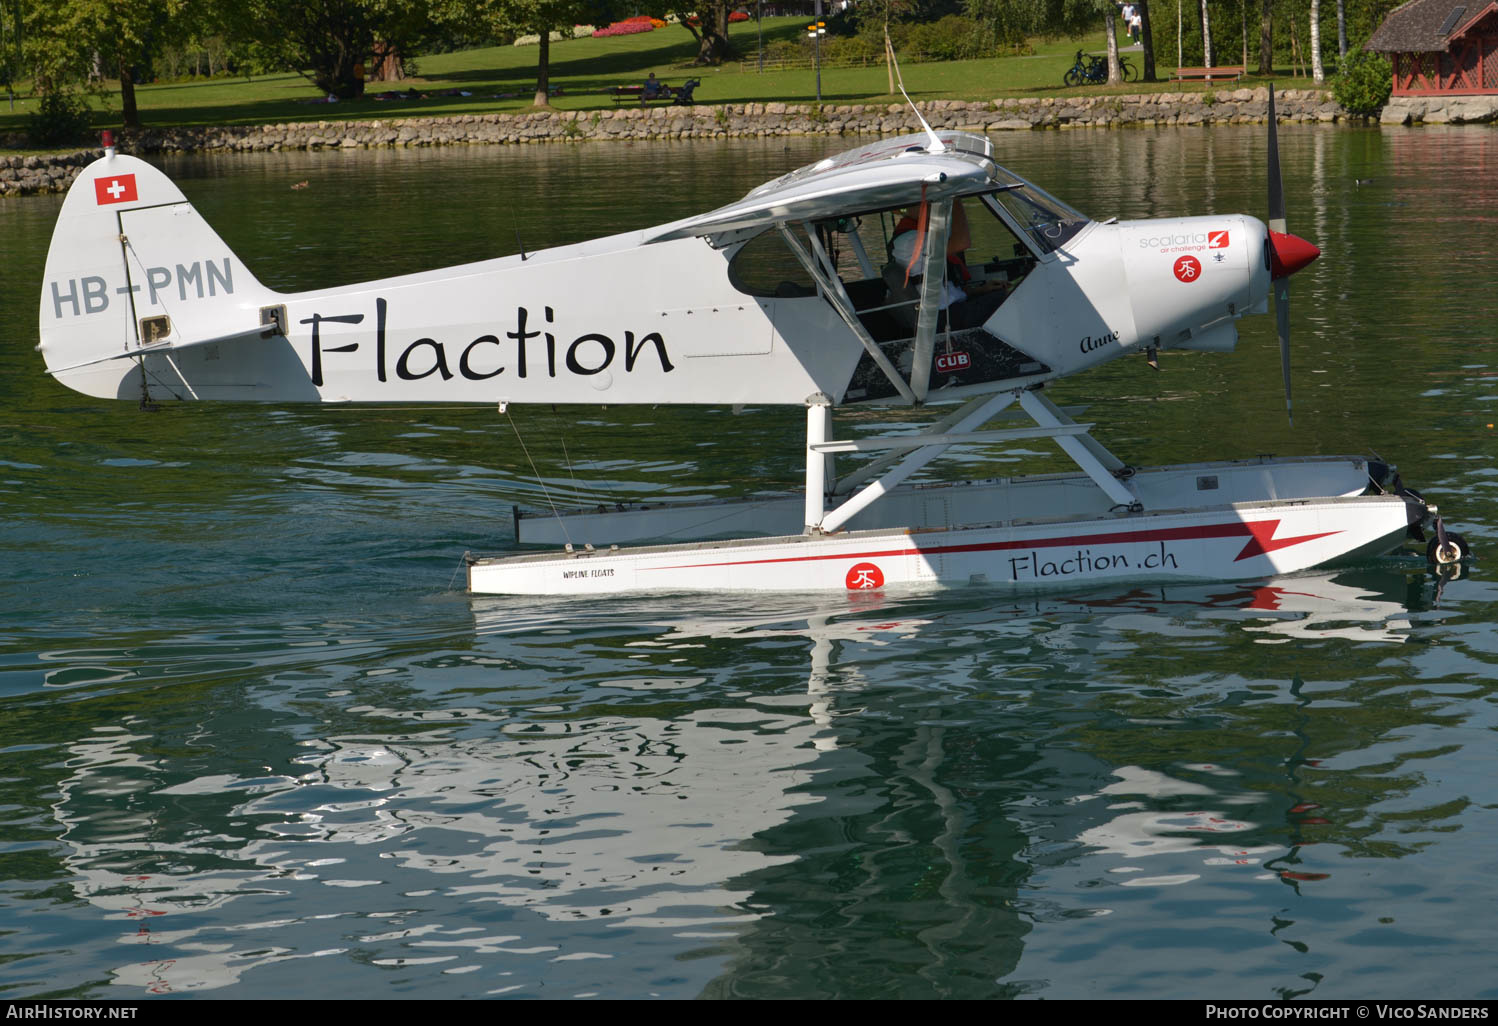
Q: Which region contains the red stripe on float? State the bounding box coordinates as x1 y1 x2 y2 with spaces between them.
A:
644 519 1340 572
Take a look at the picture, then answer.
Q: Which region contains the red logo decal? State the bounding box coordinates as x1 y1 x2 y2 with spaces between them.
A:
1208 230 1230 248
845 562 884 590
1232 520 1341 561
1173 255 1202 282
934 351 971 373
95 174 138 205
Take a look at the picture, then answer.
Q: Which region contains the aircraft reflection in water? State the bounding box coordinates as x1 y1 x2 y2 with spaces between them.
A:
45 568 1429 995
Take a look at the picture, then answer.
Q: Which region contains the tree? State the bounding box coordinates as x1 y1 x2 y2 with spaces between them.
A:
1259 0 1273 74
438 1 609 106
672 3 735 65
1310 0 1323 81
1200 0 1213 66
967 0 1127 79
1103 5 1121 83
0 0 23 106
222 0 434 100
1138 1 1157 81
19 0 188 126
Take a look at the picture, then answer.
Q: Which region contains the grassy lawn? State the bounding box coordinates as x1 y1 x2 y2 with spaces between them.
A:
0 16 1328 145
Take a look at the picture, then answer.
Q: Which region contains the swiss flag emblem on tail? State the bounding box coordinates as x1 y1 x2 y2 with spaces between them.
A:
95 174 138 205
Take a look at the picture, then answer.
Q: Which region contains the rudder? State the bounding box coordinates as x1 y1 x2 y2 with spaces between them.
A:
38 150 276 400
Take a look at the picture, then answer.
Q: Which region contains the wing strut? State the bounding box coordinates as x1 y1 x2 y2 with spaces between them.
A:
907 199 951 402
776 225 916 405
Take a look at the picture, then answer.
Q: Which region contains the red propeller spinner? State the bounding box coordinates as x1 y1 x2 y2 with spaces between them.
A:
1269 230 1320 279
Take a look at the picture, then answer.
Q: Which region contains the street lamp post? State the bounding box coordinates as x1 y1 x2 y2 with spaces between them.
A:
809 0 825 101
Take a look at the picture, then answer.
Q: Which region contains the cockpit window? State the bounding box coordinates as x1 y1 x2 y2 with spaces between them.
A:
723 196 1055 404
726 230 818 298
982 183 1090 253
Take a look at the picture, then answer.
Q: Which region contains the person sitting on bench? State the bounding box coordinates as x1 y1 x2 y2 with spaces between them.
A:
642 73 665 102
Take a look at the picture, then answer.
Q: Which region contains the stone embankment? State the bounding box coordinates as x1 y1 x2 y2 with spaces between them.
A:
0 87 1382 198
1379 93 1498 125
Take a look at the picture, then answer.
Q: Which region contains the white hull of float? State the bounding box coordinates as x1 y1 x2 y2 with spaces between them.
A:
516 455 1382 548
468 492 1423 596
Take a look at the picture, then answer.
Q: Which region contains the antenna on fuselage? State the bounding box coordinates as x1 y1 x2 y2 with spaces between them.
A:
887 28 944 154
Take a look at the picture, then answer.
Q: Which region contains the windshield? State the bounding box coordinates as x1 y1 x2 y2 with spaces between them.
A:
981 172 1090 253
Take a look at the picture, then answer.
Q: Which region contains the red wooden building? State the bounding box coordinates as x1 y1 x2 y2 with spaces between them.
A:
1366 0 1498 95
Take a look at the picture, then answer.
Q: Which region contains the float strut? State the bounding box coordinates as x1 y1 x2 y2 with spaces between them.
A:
805 394 832 532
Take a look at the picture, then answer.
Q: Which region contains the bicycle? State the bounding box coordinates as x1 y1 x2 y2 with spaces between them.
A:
1063 50 1138 86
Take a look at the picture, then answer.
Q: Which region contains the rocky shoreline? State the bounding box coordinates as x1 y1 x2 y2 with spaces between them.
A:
4 87 1488 198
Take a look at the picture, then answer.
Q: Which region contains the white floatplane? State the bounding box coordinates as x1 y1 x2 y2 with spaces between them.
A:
37 97 1466 596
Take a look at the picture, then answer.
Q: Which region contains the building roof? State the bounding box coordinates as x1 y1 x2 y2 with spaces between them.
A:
1366 0 1498 51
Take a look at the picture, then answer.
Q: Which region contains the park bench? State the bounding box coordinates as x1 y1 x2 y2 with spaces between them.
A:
612 84 675 105
1172 65 1245 82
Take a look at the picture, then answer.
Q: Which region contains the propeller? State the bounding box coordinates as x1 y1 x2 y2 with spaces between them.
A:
1265 85 1321 426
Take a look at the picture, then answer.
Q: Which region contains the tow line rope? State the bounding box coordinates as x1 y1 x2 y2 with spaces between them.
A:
502 403 571 546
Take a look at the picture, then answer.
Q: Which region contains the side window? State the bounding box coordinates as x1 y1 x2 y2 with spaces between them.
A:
727 231 817 297
962 197 1032 271
823 214 899 279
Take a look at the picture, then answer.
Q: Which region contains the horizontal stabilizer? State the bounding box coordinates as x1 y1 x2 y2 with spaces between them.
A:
45 323 283 376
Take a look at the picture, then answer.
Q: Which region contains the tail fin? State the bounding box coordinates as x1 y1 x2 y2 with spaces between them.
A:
38 151 278 400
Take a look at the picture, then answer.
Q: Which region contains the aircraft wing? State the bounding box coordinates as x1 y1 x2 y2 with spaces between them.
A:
644 131 1004 245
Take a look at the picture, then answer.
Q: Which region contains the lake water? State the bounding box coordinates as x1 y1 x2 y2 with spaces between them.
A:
1 127 1495 1000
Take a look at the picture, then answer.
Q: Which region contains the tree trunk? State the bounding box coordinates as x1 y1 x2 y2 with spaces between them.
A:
874 15 886 93
1201 0 1213 67
696 2 734 64
534 31 551 106
1310 0 1323 82
1141 1 1157 80
1259 0 1274 75
676 4 731 64
1337 0 1347 58
119 59 139 127
1288 6 1300 76
1290 0 1305 76
371 43 404 83
1242 0 1249 67
1105 12 1121 83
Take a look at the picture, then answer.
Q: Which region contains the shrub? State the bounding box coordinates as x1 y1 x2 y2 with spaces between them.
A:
900 15 1000 62
593 20 654 38
1332 49 1393 117
27 89 91 147
729 10 749 22
823 32 885 64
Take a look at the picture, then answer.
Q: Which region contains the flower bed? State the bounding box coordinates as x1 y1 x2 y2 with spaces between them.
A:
594 19 655 38
514 27 592 46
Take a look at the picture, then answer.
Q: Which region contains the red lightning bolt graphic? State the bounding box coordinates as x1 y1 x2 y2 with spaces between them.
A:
1232 520 1342 562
